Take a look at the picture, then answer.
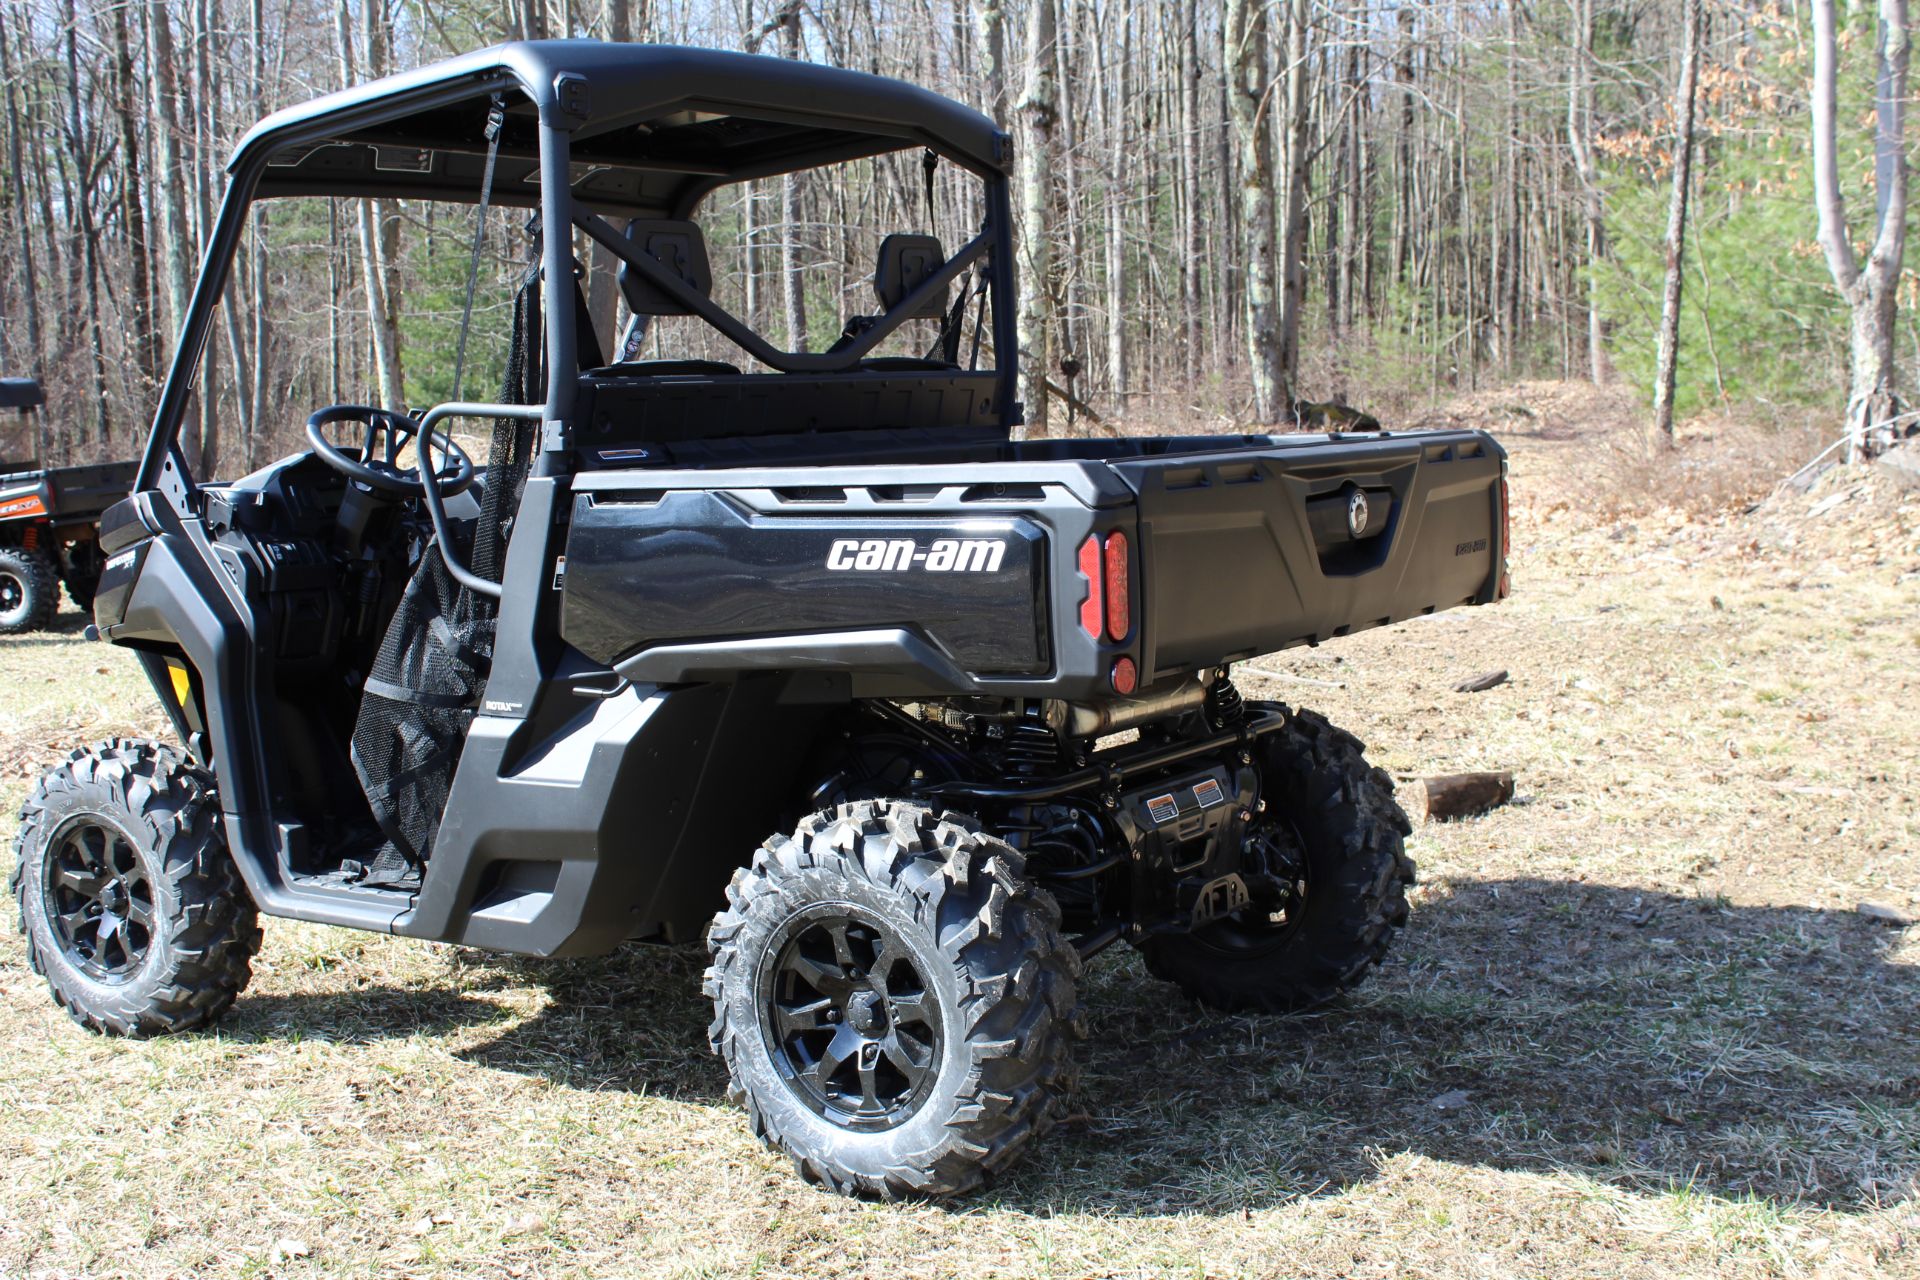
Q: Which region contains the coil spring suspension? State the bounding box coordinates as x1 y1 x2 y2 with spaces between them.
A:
1204 673 1246 730
1001 716 1061 777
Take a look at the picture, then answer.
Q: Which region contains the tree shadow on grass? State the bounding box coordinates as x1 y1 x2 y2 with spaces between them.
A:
1001 878 1919 1216
226 877 1917 1217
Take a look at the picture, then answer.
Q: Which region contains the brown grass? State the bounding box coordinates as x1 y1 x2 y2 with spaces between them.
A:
1 382 1916 1278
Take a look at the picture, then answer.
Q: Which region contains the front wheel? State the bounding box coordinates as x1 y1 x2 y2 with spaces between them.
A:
1139 706 1414 1013
705 800 1083 1199
12 739 261 1035
0 544 57 634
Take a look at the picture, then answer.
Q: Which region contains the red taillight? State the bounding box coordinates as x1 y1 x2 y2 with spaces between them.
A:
1110 655 1138 694
1102 530 1130 641
1077 535 1103 637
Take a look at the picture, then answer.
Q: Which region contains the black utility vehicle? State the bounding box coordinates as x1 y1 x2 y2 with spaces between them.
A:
12 43 1508 1197
0 378 134 633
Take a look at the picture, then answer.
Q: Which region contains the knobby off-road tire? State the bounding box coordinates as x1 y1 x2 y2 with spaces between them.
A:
706 800 1084 1199
1140 706 1415 1013
0 545 57 634
12 739 261 1036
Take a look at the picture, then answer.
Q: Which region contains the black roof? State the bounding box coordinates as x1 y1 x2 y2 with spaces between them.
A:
236 41 1007 218
0 379 44 410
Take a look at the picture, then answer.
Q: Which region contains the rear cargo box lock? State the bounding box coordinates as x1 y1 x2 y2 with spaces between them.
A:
1346 487 1370 539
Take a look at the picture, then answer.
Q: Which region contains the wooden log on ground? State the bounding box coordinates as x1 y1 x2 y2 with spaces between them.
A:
1452 669 1509 693
1411 771 1515 822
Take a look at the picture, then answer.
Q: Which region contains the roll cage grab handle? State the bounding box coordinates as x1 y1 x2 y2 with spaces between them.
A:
414 401 543 601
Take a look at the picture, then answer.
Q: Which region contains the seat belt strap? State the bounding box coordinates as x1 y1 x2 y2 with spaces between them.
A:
450 97 506 403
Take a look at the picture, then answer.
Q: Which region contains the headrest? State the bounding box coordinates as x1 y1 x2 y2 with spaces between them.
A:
875 234 948 319
618 219 714 317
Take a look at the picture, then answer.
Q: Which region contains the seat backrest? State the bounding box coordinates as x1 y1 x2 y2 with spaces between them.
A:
874 234 948 319
617 219 715 317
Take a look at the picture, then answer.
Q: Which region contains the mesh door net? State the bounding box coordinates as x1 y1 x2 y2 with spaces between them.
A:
347 267 540 875
348 545 495 867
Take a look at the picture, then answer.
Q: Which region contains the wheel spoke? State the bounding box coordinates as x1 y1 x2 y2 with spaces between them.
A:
54 905 96 945
887 989 933 1028
825 919 858 972
806 1025 858 1093
62 829 104 874
881 1027 932 1076
784 952 855 1000
854 1047 883 1113
771 995 834 1040
52 865 107 899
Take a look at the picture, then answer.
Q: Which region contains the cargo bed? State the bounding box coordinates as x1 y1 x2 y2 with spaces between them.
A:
562 428 1507 701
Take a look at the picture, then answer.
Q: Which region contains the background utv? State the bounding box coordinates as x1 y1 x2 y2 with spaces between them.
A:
11 41 1508 1198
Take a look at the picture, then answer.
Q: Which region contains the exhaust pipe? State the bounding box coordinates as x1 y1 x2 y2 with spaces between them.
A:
1044 668 1215 738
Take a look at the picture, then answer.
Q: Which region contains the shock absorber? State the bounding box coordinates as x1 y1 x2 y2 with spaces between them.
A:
1204 670 1245 731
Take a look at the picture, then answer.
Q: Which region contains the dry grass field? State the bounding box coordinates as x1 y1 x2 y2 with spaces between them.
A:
1 384 1915 1278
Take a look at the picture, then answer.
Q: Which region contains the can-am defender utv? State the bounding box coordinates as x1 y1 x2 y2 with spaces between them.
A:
11 42 1508 1197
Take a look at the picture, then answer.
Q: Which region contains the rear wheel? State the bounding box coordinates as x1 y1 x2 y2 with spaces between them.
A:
1139 706 1414 1012
11 739 261 1035
0 545 57 634
60 538 103 613
705 800 1082 1198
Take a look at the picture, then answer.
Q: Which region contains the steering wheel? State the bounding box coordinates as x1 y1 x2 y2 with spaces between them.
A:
305 404 475 498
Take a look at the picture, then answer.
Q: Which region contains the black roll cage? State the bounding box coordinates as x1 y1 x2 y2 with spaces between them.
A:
134 42 1021 514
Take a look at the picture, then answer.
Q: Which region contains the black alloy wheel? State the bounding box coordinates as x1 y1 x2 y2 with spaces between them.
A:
42 816 156 981
763 908 944 1129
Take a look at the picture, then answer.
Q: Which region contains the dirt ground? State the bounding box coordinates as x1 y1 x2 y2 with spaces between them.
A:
0 383 1914 1279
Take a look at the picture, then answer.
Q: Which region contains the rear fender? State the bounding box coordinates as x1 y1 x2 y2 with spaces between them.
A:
403 673 827 956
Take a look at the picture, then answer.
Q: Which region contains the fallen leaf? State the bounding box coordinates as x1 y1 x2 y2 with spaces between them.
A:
1430 1089 1472 1112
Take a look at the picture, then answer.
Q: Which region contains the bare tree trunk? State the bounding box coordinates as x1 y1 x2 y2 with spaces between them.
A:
0 15 45 382
1014 0 1058 436
1652 0 1702 443
247 0 270 466
146 0 196 460
586 0 632 356
60 0 112 444
1275 0 1309 403
108 0 158 392
1567 0 1610 385
337 0 405 409
778 0 808 351
1813 0 1910 461
1225 0 1281 421
1178 0 1201 391
975 0 1007 125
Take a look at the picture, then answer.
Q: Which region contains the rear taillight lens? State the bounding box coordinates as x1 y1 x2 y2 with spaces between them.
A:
1077 535 1103 637
1110 655 1138 694
1102 530 1130 641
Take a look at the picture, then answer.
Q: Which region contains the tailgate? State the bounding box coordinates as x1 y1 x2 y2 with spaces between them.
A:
45 459 139 522
1110 430 1505 682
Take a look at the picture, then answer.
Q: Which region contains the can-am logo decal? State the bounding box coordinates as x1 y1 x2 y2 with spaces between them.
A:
825 538 1007 573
